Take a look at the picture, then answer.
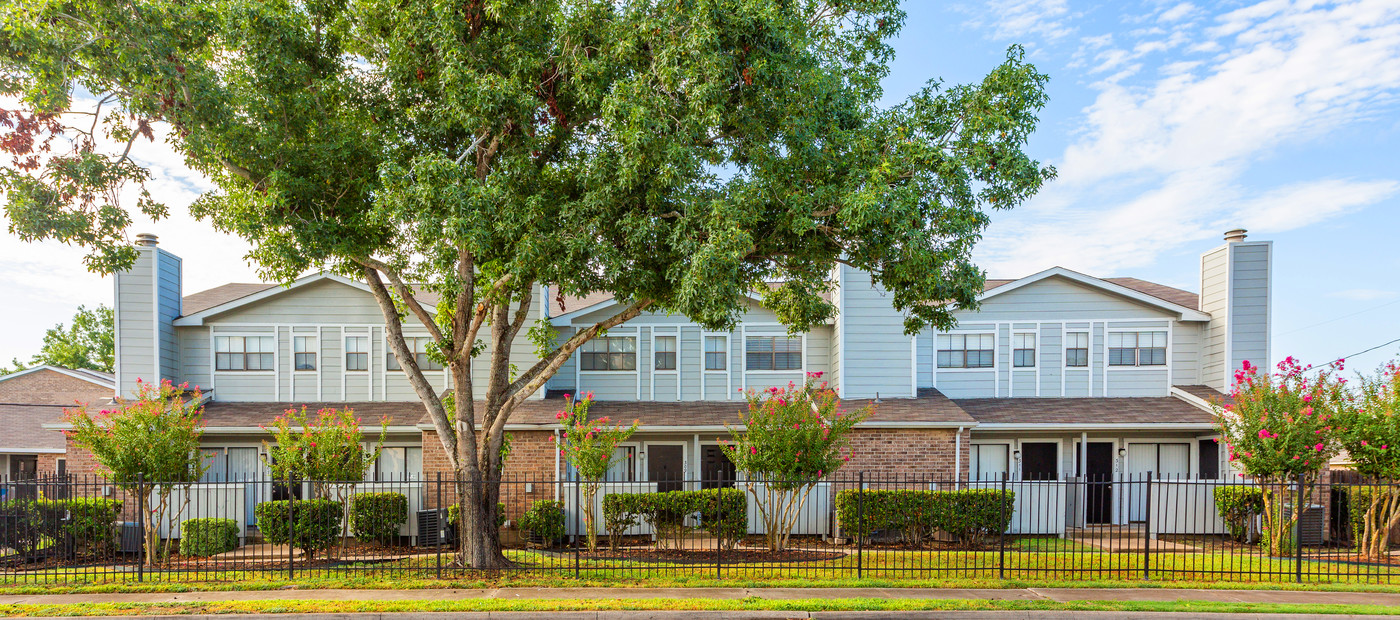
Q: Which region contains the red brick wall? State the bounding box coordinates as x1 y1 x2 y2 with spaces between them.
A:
842 428 968 482
0 369 112 406
421 429 559 521
63 440 101 476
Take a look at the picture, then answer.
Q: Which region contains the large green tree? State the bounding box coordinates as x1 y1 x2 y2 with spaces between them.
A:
1 0 1054 567
3 304 114 375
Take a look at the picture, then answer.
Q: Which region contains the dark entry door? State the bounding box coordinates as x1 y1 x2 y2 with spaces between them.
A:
1077 442 1114 524
1020 443 1058 481
9 456 37 480
700 445 736 489
648 445 685 492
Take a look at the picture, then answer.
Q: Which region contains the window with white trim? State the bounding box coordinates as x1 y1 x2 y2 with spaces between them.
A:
937 333 994 368
704 336 727 371
581 336 636 371
388 337 443 371
1013 333 1036 368
345 336 369 371
1108 331 1167 366
215 336 274 371
745 336 802 371
1065 332 1089 368
293 336 317 371
654 336 677 371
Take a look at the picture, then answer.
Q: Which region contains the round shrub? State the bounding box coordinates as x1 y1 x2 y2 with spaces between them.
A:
180 518 240 557
1214 486 1265 543
351 492 408 545
520 500 566 546
254 499 343 558
35 498 123 556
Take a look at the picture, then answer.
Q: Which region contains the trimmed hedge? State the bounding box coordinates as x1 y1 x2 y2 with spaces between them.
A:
834 488 1014 547
180 518 239 556
351 492 407 545
602 488 746 550
39 498 123 555
1213 486 1264 543
254 499 343 557
520 500 566 546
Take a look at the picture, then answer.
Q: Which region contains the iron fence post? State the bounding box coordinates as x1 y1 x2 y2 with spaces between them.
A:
436 471 443 580
288 482 295 581
136 473 144 583
573 477 581 579
1143 471 1152 581
1295 476 1304 583
856 472 864 580
999 471 1008 580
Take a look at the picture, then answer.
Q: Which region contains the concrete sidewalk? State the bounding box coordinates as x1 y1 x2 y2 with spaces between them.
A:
2 586 1400 606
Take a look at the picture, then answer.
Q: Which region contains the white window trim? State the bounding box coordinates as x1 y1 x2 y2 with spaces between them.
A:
742 334 806 374
650 332 679 374
969 440 1013 482
934 330 997 372
1010 330 1039 370
577 334 641 374
1063 330 1092 370
212 333 277 375
640 440 690 490
1013 439 1063 481
701 332 730 373
343 334 371 373
1105 329 1170 371
291 335 318 373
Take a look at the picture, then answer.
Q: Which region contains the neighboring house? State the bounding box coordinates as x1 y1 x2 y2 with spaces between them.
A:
0 365 115 480
51 229 1268 529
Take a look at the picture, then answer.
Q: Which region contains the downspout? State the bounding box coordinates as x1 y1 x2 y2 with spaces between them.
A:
954 426 964 490
553 428 561 502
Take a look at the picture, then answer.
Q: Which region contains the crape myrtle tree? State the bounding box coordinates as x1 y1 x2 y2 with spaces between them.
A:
1334 359 1400 559
1 0 1054 568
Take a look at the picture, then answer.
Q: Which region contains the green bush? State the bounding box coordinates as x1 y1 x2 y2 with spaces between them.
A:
180 518 239 556
351 493 408 545
35 498 123 555
835 488 1013 547
254 499 343 558
601 488 747 551
1214 486 1264 543
520 500 566 546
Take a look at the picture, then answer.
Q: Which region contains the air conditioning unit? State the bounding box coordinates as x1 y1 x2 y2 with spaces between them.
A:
416 509 454 547
118 522 142 554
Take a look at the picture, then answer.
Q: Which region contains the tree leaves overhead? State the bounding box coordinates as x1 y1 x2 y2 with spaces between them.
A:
2 0 1054 334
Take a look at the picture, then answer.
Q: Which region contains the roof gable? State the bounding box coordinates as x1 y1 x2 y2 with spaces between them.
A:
0 365 115 389
979 267 1209 321
174 274 430 326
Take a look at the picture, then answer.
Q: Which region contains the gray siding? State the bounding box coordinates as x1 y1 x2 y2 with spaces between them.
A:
1199 247 1230 390
963 276 1179 322
177 327 211 391
156 250 183 383
1229 242 1271 375
115 248 154 397
837 265 914 398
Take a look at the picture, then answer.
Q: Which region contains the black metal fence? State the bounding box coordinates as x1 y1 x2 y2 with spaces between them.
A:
1 472 1396 585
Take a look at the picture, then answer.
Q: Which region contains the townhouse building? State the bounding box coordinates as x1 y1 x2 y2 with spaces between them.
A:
50 228 1268 530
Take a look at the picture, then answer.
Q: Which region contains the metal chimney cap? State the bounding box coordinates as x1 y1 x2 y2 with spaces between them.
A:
134 233 159 246
1223 229 1247 243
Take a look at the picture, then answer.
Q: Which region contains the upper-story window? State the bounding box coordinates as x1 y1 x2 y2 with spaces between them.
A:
704 336 727 371
215 336 274 371
746 336 801 371
654 336 677 371
1013 333 1036 368
293 336 317 371
1065 332 1089 367
581 336 636 371
388 337 443 371
937 333 994 369
1108 331 1167 367
345 336 369 371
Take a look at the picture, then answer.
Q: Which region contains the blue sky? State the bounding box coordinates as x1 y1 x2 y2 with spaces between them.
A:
2 0 1398 374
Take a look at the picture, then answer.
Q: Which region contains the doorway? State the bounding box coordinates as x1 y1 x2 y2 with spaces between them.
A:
1020 442 1058 481
1076 442 1114 524
647 444 685 492
700 445 736 489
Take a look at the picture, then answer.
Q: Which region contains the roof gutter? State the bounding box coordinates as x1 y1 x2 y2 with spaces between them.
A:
972 422 1217 431
417 421 977 433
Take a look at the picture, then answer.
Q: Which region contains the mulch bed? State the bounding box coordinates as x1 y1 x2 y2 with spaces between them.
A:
552 547 847 564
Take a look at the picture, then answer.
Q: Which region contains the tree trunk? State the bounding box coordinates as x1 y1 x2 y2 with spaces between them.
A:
455 465 512 569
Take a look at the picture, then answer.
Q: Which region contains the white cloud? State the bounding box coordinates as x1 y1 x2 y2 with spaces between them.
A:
967 0 1076 42
978 0 1400 277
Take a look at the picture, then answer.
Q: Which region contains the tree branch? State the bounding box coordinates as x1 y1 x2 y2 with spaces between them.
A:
357 256 444 342
500 298 653 415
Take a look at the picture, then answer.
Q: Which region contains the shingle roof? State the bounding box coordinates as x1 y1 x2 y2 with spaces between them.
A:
984 276 1199 310
199 401 426 428
1176 384 1234 407
0 404 69 451
181 283 276 316
955 396 1215 425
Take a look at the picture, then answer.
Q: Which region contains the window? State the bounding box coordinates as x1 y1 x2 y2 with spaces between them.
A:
1065 332 1089 367
345 336 369 371
1108 331 1167 366
293 336 317 371
215 336 274 371
654 336 677 371
1013 333 1036 367
970 444 1009 481
581 336 636 371
704 336 727 371
746 336 802 371
388 337 443 371
371 447 422 481
937 333 994 368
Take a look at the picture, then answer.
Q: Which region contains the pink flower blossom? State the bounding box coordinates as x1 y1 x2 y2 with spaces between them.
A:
750 446 757 455
555 411 566 420
1362 440 1369 446
1314 443 1324 451
1302 394 1313 403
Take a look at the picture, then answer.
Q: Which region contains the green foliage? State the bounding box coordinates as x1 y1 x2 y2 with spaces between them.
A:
519 500 566 547
447 502 507 530
351 493 408 545
180 518 239 557
36 497 123 556
835 489 1014 548
2 305 114 375
1213 486 1265 543
261 407 386 496
556 393 638 551
602 488 747 551
254 499 344 559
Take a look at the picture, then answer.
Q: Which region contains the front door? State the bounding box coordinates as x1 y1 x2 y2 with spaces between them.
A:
1020 442 1058 481
700 445 736 489
647 445 685 493
8 455 38 500
1077 442 1114 524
